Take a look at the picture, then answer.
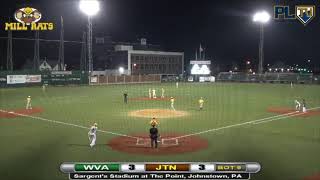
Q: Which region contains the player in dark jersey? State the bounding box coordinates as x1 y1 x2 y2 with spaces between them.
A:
149 124 159 148
123 91 128 104
302 99 307 112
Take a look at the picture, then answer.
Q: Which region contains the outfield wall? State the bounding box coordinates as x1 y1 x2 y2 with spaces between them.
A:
0 71 89 88
89 74 161 85
217 72 320 84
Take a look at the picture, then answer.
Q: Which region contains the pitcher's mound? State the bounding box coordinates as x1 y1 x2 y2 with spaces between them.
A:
129 109 188 118
108 133 208 155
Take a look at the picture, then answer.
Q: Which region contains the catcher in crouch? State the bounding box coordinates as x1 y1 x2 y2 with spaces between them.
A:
149 117 160 148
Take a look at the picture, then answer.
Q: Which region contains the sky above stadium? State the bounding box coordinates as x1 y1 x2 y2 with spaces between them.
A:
0 0 319 69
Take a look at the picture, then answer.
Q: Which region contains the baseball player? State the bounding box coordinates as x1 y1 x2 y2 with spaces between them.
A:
302 99 307 113
26 96 32 110
161 88 165 98
88 123 98 148
148 88 152 99
152 88 157 99
199 97 204 110
176 82 179 88
294 100 301 112
123 91 128 104
150 117 160 127
42 84 46 92
149 119 160 148
170 97 175 111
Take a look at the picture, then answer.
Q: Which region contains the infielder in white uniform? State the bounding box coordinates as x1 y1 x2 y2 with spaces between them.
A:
152 88 157 99
170 97 175 111
26 96 32 110
148 88 152 99
88 123 98 148
161 88 165 98
42 84 46 92
295 100 301 112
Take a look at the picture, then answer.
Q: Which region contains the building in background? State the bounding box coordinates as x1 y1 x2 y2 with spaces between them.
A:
93 37 184 75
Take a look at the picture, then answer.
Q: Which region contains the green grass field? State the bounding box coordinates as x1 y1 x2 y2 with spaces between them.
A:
0 82 320 180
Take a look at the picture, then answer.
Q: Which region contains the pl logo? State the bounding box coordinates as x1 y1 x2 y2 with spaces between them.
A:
274 5 315 26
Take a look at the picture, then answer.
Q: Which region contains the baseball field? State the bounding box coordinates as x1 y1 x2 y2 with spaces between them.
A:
0 82 320 180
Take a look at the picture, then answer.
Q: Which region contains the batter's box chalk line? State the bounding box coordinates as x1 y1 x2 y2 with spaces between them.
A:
135 138 179 147
162 138 179 146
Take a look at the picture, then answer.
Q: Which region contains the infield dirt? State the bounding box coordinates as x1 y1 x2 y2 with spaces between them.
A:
128 109 188 118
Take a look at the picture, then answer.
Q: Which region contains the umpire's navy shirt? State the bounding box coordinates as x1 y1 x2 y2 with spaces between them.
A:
149 127 158 139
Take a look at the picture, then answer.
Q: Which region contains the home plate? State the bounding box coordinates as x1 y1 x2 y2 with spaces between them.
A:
8 111 14 113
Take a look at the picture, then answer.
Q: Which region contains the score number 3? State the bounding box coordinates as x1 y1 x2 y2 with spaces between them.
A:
128 164 135 170
198 164 205 170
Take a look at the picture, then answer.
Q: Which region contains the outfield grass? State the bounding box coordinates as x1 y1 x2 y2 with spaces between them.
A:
0 82 320 180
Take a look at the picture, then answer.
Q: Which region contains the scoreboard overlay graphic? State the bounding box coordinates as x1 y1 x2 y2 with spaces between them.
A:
60 162 261 179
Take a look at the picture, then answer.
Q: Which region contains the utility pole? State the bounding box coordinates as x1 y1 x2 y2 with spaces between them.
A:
6 23 13 71
87 16 93 73
33 31 40 71
58 16 65 71
258 24 264 74
80 32 87 71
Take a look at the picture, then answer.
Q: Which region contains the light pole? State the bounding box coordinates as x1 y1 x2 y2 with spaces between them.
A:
253 11 270 74
79 0 100 74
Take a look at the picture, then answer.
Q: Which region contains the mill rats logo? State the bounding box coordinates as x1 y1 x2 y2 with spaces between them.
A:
5 7 54 31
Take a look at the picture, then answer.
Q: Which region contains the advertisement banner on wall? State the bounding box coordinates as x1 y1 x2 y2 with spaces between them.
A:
199 76 215 82
0 77 6 83
7 75 41 84
26 75 41 83
7 75 27 84
188 76 194 82
51 71 72 75
90 77 98 83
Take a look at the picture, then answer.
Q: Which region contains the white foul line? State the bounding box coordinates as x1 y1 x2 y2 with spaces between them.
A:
252 111 306 125
0 109 138 139
171 106 320 140
1 106 319 141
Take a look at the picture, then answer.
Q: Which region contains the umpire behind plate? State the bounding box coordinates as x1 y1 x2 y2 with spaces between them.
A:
149 121 160 148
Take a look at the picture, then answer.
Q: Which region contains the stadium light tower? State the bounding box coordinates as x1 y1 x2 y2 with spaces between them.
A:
79 0 100 74
253 11 270 74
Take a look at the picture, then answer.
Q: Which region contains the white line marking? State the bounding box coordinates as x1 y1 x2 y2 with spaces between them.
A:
1 107 319 141
252 110 299 123
253 112 306 125
171 106 320 140
0 109 138 139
